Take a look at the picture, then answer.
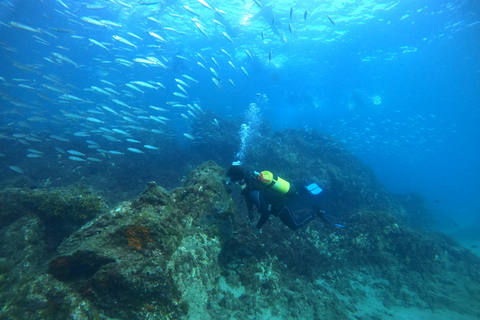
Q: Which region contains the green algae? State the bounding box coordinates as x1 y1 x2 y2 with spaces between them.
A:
37 186 104 223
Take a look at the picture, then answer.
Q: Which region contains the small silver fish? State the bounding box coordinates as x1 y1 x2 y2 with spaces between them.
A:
9 166 24 173
68 156 86 161
127 148 144 154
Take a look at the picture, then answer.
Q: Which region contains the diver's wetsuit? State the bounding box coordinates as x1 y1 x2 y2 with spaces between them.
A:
241 174 316 230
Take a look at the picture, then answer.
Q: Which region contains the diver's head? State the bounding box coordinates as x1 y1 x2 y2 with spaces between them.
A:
226 162 245 186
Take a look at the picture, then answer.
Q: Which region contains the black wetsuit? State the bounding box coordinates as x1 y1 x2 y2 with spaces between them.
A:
241 174 316 230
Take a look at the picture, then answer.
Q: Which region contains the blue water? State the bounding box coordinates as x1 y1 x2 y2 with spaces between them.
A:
0 0 479 237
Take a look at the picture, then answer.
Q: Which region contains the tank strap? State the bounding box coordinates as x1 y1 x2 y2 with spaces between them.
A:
267 178 277 188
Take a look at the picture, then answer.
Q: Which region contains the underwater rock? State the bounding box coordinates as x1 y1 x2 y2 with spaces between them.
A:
48 251 116 282
1 158 479 319
37 161 235 319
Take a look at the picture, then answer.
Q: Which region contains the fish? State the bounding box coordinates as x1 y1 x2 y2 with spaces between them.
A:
28 149 43 154
86 4 107 9
155 82 166 89
149 105 167 112
104 88 119 95
111 99 131 108
127 139 140 143
198 0 213 10
59 94 84 102
304 10 308 21
183 133 195 140
68 156 86 161
24 135 42 140
9 166 24 173
197 62 207 70
212 78 221 88
50 135 69 142
147 16 162 24
220 49 231 58
164 27 187 35
127 147 144 154
33 35 49 45
150 116 165 123
173 92 189 99
133 58 158 65
228 79 235 86
88 38 109 51
127 32 143 41
182 75 198 83
290 7 293 19
268 51 272 62
177 84 188 95
91 86 111 95
213 19 225 29
175 54 190 61
288 23 293 34
87 157 102 161
328 15 335 26
108 150 124 155
123 116 138 123
27 153 42 158
116 58 133 67
245 50 253 61
81 17 107 27
57 0 69 9
183 5 200 16
187 110 197 118
86 117 104 124
228 61 237 71
9 21 39 33
241 67 249 78
211 57 219 68
149 32 166 42
210 67 220 79
74 132 90 137
52 52 77 66
18 84 36 89
175 78 189 87
112 129 130 135
133 81 157 89
222 32 234 43
193 21 209 38
126 83 144 93
144 145 159 150
113 35 137 48
196 53 207 62
67 150 85 156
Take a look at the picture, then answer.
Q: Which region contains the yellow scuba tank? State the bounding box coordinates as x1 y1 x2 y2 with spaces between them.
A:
257 171 292 195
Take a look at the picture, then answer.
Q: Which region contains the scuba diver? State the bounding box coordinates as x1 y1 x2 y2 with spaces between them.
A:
226 163 344 232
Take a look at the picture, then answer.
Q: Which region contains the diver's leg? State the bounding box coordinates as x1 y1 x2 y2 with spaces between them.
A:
279 206 315 230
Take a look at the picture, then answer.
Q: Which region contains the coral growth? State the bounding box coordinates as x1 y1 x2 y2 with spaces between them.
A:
37 187 104 223
124 225 153 250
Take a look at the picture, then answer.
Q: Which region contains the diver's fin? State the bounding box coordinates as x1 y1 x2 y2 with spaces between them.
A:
305 183 323 195
317 209 345 228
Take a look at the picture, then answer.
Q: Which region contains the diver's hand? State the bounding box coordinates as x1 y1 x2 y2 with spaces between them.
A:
248 210 253 225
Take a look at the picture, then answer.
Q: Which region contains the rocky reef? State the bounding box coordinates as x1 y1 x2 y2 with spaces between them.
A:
0 129 480 320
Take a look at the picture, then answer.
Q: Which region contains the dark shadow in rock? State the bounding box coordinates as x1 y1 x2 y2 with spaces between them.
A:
48 250 115 282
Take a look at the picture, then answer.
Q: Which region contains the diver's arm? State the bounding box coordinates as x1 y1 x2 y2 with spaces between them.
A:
256 210 270 229
242 190 255 225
